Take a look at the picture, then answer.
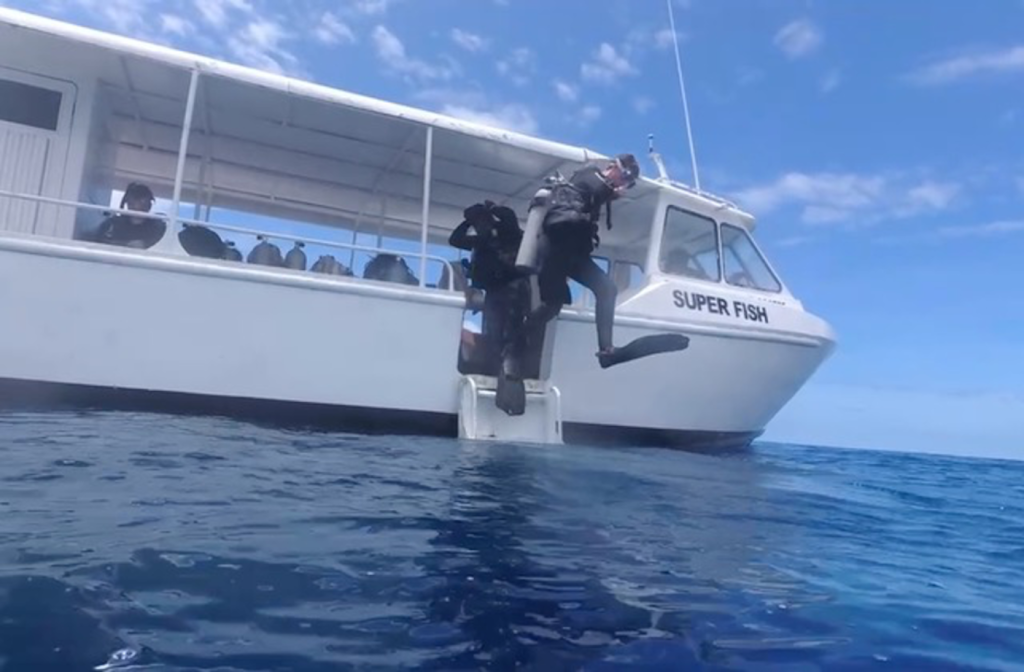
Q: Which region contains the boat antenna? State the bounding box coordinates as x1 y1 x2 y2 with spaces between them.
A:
666 0 700 191
647 134 670 182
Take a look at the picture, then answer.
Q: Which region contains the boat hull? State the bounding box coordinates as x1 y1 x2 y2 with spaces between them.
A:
0 376 761 450
0 235 831 450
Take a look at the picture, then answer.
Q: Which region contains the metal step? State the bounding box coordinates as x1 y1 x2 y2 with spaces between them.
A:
458 374 563 445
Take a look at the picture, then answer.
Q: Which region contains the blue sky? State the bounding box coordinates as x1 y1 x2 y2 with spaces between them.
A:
16 0 1024 459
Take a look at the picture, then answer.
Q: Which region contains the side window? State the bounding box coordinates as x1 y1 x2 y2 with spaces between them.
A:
613 261 643 291
721 223 782 292
659 206 720 282
569 256 610 306
629 263 645 288
0 79 63 132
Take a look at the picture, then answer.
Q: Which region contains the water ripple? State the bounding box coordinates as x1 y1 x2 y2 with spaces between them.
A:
0 411 1019 670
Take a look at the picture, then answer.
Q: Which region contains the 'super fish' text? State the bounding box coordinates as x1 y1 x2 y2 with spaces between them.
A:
672 290 769 324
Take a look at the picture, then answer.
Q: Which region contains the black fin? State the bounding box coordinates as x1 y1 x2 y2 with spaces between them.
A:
598 333 690 369
495 369 526 416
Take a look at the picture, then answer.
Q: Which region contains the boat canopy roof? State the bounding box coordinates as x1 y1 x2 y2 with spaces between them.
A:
0 8 755 248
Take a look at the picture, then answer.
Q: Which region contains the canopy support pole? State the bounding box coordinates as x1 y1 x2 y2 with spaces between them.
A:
418 126 434 286
155 66 199 254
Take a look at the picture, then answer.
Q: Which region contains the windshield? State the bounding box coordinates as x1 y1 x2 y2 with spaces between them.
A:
721 223 782 292
658 206 720 281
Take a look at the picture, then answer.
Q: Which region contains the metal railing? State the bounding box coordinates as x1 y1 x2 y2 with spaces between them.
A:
0 188 457 291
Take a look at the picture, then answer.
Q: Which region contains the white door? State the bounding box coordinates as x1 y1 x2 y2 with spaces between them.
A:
0 66 76 236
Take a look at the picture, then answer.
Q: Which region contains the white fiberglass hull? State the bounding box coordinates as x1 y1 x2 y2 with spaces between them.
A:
0 235 834 449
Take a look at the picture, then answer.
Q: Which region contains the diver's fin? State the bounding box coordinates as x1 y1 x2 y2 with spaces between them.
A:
598 333 690 370
496 352 526 416
495 368 526 416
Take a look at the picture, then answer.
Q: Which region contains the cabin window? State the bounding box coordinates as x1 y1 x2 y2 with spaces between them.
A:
568 256 609 306
0 79 63 132
659 206 720 282
612 260 644 292
721 223 782 292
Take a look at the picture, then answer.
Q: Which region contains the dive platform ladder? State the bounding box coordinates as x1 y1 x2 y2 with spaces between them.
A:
458 375 563 445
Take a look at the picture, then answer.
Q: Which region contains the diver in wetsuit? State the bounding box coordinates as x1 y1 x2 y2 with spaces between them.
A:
506 153 640 371
449 201 528 374
94 182 166 249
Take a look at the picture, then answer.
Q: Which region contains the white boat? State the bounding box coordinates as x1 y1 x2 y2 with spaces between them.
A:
0 9 836 449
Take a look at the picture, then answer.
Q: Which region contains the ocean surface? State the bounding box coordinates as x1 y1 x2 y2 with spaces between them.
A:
0 411 1021 671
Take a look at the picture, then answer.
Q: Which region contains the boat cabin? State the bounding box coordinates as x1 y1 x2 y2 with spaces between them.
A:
0 8 793 319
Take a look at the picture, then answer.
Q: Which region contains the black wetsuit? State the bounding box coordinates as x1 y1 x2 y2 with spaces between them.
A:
94 214 166 249
449 203 528 373
517 166 620 354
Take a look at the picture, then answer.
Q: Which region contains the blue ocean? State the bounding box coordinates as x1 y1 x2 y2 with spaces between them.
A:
0 411 1021 671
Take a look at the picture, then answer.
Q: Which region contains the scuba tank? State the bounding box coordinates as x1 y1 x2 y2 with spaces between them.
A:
284 241 307 270
223 241 243 261
515 185 553 274
246 235 284 267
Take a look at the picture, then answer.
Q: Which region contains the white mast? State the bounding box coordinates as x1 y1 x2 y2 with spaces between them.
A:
666 0 700 191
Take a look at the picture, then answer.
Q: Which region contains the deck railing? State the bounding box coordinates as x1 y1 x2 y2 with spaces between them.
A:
0 188 458 291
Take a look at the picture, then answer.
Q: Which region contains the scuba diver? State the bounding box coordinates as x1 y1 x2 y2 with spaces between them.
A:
496 152 689 416
507 154 641 371
94 182 166 249
449 200 529 375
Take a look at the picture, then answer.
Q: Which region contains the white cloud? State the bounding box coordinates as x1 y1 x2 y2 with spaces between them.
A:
776 235 813 248
314 12 356 45
632 96 655 114
371 25 456 81
159 14 193 37
580 105 602 124
820 69 841 93
736 66 764 87
497 47 535 86
441 103 538 135
737 172 884 215
372 25 405 61
46 0 313 74
654 28 680 51
936 220 1024 238
554 80 578 103
581 43 637 84
774 19 823 60
416 87 538 135
348 0 394 16
908 45 1024 85
227 18 300 75
451 28 487 52
44 0 162 38
897 181 961 216
734 171 962 226
194 0 252 29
